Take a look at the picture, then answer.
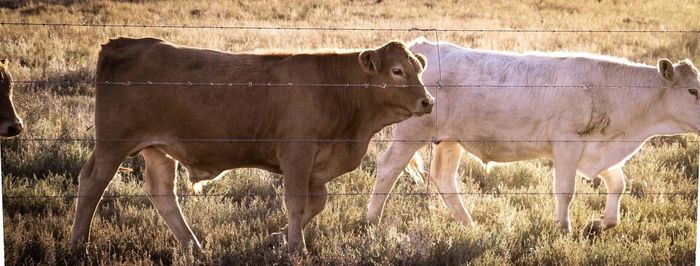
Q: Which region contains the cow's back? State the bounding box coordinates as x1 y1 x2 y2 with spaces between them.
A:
95 38 302 141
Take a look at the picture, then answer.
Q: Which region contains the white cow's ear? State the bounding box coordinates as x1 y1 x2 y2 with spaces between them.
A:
359 50 381 75
415 53 428 71
658 59 676 83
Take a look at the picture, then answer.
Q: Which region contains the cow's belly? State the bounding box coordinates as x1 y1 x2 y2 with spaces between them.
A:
460 141 551 164
310 142 369 183
151 142 282 182
576 140 645 178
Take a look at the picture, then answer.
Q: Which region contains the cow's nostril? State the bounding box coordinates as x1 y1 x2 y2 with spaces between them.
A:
421 99 431 108
7 123 22 136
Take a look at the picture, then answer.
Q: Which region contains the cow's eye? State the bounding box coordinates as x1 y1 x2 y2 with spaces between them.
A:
689 88 698 97
392 68 404 76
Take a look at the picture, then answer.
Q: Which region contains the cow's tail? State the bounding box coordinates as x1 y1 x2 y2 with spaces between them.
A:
405 152 427 184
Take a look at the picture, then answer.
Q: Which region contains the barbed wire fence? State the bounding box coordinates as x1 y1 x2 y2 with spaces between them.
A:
0 22 697 203
0 22 698 264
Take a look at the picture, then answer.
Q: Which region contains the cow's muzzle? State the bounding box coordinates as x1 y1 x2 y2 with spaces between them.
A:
416 96 434 115
0 120 23 137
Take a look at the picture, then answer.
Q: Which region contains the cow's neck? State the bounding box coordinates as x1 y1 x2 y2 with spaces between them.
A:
607 66 683 139
323 53 409 142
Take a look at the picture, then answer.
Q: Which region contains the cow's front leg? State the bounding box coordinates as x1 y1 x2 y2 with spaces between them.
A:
552 143 584 233
283 175 310 253
301 182 328 228
280 146 316 254
367 141 425 224
599 167 625 228
430 142 473 226
583 167 626 238
272 182 327 241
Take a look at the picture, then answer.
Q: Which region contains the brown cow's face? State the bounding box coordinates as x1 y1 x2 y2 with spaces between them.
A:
0 60 23 137
359 41 434 117
658 59 700 134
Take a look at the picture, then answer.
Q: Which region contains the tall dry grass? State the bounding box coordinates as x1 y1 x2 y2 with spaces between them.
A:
1 0 698 264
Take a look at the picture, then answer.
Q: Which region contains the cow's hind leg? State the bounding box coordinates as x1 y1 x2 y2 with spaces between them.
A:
142 148 200 250
70 143 133 244
366 141 425 224
430 142 473 226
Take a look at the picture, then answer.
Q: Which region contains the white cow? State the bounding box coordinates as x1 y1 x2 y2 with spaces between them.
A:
367 37 700 233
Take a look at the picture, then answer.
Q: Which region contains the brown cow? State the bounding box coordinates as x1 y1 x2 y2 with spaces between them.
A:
0 59 23 137
70 37 433 253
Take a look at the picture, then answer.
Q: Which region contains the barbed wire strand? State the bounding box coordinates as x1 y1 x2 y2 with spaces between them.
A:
2 137 698 143
2 191 696 200
11 80 698 89
1 22 699 33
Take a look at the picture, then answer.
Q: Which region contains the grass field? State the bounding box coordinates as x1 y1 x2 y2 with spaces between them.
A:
1 0 699 264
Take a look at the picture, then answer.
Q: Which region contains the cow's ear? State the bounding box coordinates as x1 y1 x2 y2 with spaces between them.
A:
0 59 6 66
658 59 676 82
415 53 427 71
359 50 381 75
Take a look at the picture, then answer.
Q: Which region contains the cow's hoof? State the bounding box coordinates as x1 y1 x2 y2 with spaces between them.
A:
584 176 602 189
287 245 309 257
583 220 604 240
556 222 572 235
185 242 206 261
365 218 380 226
463 220 476 228
269 231 287 247
68 243 89 264
630 181 647 198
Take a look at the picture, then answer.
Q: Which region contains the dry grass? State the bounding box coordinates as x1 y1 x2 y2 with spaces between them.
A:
1 0 698 264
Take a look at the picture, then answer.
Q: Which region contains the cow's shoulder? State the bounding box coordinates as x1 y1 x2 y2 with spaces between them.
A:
268 51 353 83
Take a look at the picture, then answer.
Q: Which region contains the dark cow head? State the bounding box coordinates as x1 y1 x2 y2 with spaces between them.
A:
358 41 434 117
0 59 23 137
658 58 700 134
